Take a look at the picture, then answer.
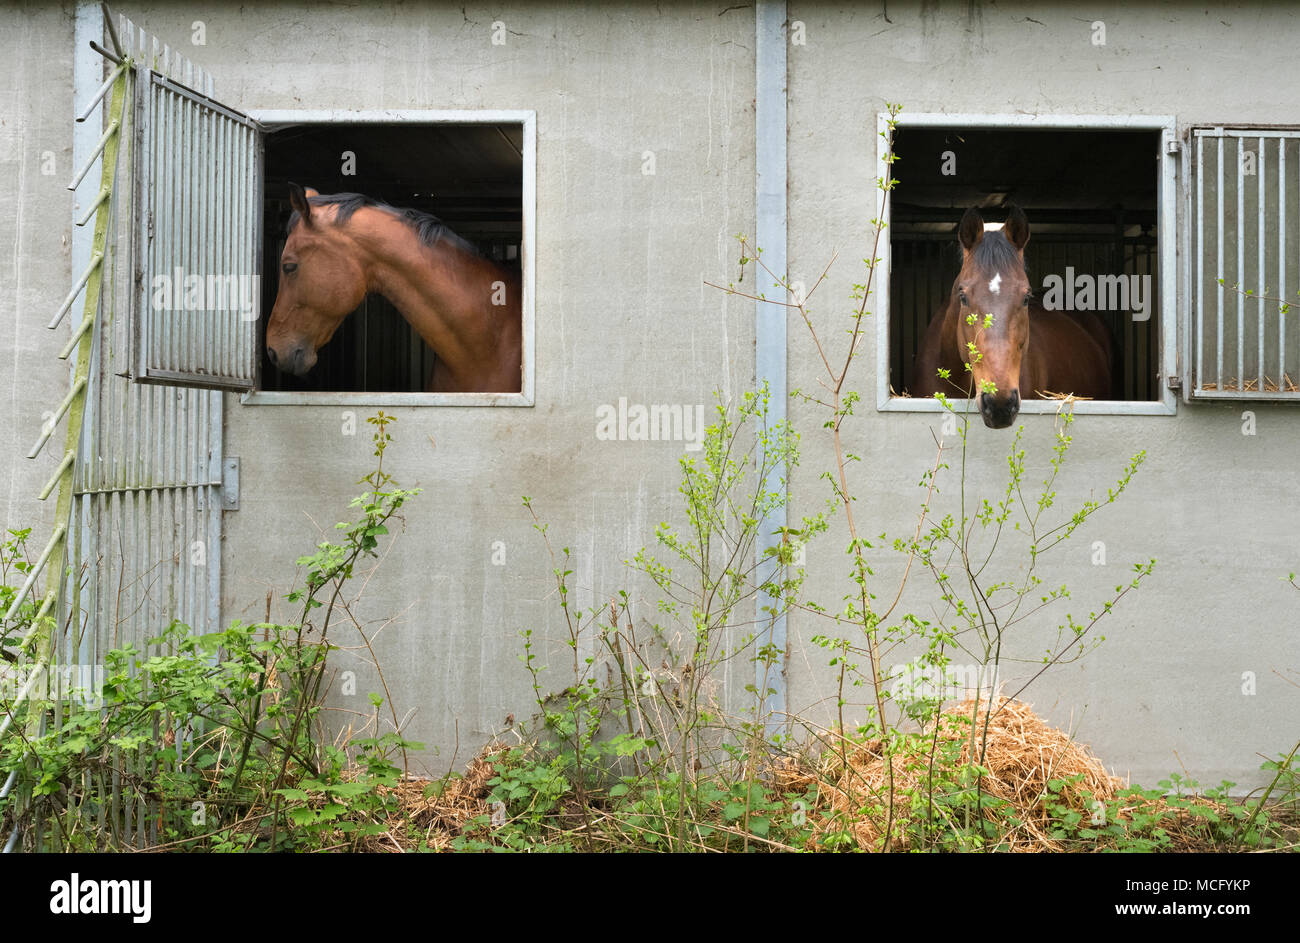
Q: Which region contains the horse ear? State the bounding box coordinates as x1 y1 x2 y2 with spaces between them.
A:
958 207 984 252
288 182 313 227
1004 205 1030 251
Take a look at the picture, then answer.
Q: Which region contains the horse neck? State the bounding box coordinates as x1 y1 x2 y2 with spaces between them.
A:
348 211 518 383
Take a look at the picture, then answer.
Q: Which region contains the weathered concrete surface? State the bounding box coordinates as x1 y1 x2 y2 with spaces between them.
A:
1 3 80 548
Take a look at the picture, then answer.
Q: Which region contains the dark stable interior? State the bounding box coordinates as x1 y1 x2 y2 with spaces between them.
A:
260 123 523 392
890 127 1160 401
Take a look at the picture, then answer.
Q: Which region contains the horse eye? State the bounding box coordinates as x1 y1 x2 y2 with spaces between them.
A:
958 291 969 305
282 262 298 274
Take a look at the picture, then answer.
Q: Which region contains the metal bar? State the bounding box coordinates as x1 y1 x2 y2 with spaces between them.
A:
39 451 77 501
1 524 66 624
59 313 97 360
235 121 245 381
71 481 222 498
755 0 787 736
176 79 185 377
190 95 201 382
27 377 87 459
1281 138 1287 383
101 1 125 59
155 72 168 374
76 60 127 123
1196 127 1300 138
175 83 187 376
0 659 53 740
1237 138 1245 386
216 111 227 380
153 74 166 374
76 188 111 227
30 591 57 640
201 96 213 382
10 589 58 657
67 118 119 191
1258 137 1266 388
1217 134 1225 389
151 72 256 128
240 122 253 381
159 78 173 374
88 40 122 65
1196 136 1205 392
49 251 103 329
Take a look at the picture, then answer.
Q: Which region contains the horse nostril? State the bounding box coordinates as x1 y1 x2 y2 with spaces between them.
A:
1008 390 1020 410
267 347 278 367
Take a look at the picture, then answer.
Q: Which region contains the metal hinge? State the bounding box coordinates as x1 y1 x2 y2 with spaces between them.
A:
221 457 240 510
1166 375 1182 390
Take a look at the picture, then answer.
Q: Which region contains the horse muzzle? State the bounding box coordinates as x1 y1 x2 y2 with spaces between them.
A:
979 390 1020 429
266 342 316 376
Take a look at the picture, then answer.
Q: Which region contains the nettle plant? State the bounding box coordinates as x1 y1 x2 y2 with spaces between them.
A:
0 413 422 851
710 103 1156 850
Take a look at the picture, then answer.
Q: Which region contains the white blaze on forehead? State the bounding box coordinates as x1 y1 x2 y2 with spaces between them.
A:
988 273 1002 295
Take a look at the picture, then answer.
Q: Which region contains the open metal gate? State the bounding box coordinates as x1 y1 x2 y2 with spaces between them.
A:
1 6 259 851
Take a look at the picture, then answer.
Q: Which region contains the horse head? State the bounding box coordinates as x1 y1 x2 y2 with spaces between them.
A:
265 183 369 376
953 205 1033 429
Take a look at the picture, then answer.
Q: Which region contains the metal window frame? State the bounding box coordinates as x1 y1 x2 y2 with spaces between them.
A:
1183 125 1300 402
875 112 1179 418
240 108 537 408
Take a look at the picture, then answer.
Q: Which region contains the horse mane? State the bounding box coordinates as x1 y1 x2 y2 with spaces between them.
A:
288 192 482 256
967 229 1024 278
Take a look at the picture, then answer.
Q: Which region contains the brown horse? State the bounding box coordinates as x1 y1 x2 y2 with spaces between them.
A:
910 206 1114 428
266 184 522 393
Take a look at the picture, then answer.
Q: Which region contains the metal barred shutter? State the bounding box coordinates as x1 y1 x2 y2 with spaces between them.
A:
1190 128 1300 400
133 70 262 390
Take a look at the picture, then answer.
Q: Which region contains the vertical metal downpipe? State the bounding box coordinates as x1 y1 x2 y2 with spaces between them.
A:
754 0 788 737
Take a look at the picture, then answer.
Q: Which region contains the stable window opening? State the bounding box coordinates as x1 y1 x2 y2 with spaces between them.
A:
878 116 1177 417
252 115 534 404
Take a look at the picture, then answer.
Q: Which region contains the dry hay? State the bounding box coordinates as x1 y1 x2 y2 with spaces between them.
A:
812 696 1123 851
1201 373 1299 393
769 753 819 795
359 748 503 852
318 707 1266 853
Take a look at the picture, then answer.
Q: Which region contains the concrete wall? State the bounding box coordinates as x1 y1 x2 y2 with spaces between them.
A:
1 1 1296 789
1 2 79 549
